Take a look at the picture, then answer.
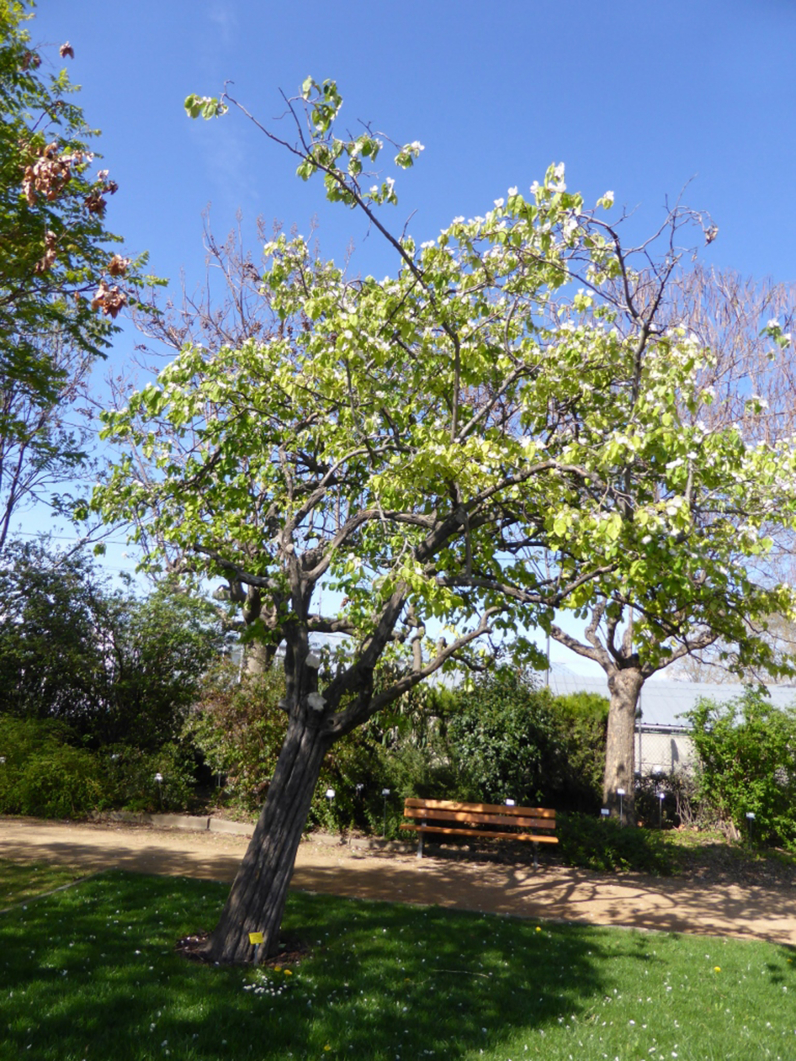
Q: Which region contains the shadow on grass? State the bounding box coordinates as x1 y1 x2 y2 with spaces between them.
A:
0 870 637 1061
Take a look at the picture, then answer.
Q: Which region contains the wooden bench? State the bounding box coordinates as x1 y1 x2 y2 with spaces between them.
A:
402 797 558 867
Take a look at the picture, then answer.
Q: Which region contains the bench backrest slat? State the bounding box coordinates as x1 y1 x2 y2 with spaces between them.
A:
407 806 555 830
404 797 555 820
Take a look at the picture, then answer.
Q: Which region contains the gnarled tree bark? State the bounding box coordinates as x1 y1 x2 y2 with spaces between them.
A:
198 711 332 964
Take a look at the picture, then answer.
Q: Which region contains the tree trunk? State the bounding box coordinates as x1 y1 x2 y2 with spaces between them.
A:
243 638 277 677
198 713 331 963
602 667 644 824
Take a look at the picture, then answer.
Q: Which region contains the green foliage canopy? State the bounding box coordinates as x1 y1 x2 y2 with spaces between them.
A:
92 79 796 744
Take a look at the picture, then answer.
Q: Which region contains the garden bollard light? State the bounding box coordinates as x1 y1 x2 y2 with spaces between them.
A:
382 788 390 837
617 788 625 827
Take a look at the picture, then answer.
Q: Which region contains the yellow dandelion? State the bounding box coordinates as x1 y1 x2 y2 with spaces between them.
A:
714 966 721 972
536 926 542 933
324 1046 332 1053
284 969 293 976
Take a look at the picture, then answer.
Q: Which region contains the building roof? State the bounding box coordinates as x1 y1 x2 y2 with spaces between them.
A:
546 664 796 729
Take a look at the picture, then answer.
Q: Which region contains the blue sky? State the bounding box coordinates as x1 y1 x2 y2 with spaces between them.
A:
21 0 796 673
31 0 796 293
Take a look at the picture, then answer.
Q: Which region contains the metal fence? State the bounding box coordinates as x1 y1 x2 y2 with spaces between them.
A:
635 725 696 776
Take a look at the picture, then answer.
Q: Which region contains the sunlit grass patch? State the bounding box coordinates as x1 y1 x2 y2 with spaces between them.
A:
0 857 85 908
0 870 793 1060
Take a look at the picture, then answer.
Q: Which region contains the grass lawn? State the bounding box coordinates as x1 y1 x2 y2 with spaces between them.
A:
0 862 794 1061
0 859 87 908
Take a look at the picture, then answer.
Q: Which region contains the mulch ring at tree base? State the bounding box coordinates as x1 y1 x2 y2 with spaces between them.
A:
175 931 313 967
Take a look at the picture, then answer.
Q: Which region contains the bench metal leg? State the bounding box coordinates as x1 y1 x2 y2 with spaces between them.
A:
417 832 424 859
533 841 539 870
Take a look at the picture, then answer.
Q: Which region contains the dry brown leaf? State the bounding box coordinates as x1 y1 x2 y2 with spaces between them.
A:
21 143 74 205
108 254 130 277
91 281 127 318
83 189 106 215
34 230 58 274
59 42 74 59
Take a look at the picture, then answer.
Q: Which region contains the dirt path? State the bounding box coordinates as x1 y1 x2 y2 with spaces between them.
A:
1 816 795 947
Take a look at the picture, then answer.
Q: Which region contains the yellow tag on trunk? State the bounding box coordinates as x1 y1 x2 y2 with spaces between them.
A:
248 932 264 945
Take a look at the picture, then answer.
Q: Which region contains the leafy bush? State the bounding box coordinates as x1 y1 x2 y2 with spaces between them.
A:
185 662 287 814
187 662 388 831
446 668 566 806
186 662 609 836
557 812 679 874
0 715 198 817
441 670 608 812
546 691 609 813
0 716 107 818
102 743 197 813
685 689 796 847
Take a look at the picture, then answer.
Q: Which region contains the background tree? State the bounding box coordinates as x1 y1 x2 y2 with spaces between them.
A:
660 265 796 682
534 247 796 819
0 1 154 538
0 330 94 549
93 79 796 963
0 539 224 749
669 263 796 445
544 380 796 821
0 539 104 728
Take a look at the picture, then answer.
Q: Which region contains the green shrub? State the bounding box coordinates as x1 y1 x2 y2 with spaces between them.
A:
0 715 107 818
102 743 197 813
557 812 679 874
446 668 566 806
185 662 287 814
0 715 198 817
186 662 388 831
547 691 609 813
685 689 796 848
185 662 609 837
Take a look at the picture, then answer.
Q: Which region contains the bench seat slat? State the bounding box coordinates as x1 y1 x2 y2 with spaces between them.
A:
401 822 559 843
